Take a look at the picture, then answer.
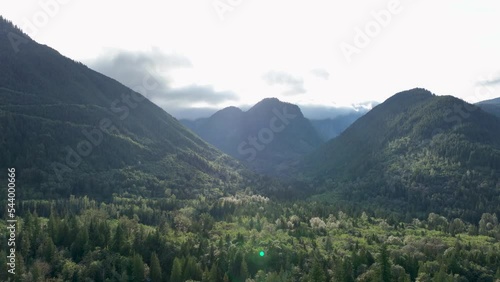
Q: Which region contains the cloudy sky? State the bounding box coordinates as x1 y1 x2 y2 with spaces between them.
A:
2 0 500 118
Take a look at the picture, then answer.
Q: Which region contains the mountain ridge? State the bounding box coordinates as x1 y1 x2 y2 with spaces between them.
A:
0 16 253 200
181 97 323 174
298 88 500 221
477 97 500 118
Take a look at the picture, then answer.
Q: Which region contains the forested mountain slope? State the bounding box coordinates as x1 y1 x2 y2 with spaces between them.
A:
0 17 250 200
301 88 500 221
477 97 500 118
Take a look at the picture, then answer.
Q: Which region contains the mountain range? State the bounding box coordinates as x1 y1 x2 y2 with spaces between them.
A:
1 16 499 221
180 99 373 173
3 14 500 282
181 98 324 174
0 17 253 201
300 88 500 221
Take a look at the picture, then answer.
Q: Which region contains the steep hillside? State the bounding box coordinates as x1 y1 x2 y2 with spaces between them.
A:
477 97 500 118
0 17 251 200
181 98 323 174
301 88 500 221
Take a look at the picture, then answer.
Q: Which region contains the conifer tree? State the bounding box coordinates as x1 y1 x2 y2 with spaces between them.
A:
170 257 183 282
131 253 145 282
379 244 391 282
150 252 162 282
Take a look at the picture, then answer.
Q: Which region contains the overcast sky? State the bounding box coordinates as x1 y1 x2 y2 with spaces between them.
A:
2 0 500 119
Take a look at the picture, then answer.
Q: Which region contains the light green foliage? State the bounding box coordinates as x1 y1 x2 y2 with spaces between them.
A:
1 195 498 281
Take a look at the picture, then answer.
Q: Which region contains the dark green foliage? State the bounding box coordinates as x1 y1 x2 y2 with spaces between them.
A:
170 257 183 282
131 253 145 282
0 16 252 203
209 263 219 282
150 252 162 282
301 88 500 221
309 259 327 282
70 228 89 262
0 250 8 281
1 15 500 282
379 244 391 282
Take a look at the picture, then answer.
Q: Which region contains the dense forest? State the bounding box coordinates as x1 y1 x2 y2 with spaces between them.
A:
301 89 500 223
1 16 500 281
1 193 500 281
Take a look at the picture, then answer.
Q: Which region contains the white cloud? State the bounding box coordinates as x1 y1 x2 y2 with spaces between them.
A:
2 0 500 117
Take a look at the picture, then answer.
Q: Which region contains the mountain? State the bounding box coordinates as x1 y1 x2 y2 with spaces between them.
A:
0 17 253 200
181 98 323 174
477 97 500 118
300 88 500 221
182 106 245 156
310 111 367 141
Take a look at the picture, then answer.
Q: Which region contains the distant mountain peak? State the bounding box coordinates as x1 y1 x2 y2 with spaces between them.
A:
261 97 281 102
385 88 434 102
181 97 323 174
248 97 304 118
253 97 297 107
218 106 243 113
210 106 244 119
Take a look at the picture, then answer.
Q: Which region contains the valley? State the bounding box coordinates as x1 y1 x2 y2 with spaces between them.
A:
0 16 500 282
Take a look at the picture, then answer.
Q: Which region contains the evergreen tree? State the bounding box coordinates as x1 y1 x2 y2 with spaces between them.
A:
202 266 210 282
184 256 202 281
111 223 127 255
266 272 281 282
309 259 326 282
42 236 57 264
325 236 333 251
240 257 249 281
170 257 183 282
131 253 145 282
70 228 89 262
47 211 60 244
0 251 7 281
150 252 162 282
433 265 452 282
209 263 219 282
342 257 354 282
379 244 392 282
